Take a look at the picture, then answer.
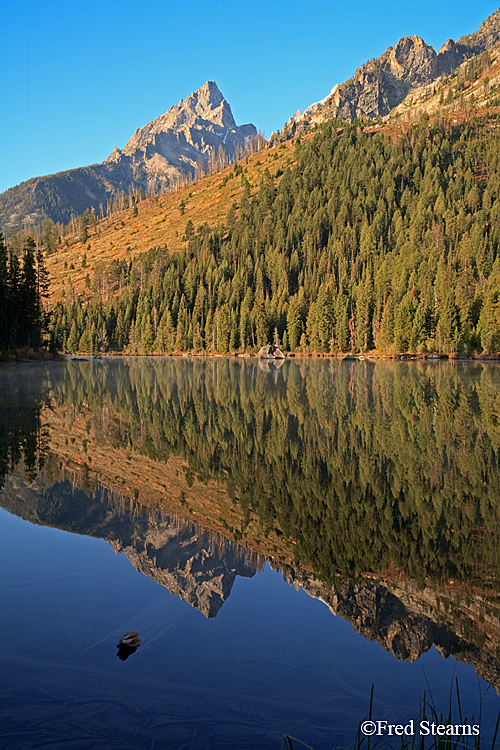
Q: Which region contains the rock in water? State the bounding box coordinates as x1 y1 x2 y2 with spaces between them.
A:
257 344 274 359
116 631 141 659
117 631 141 648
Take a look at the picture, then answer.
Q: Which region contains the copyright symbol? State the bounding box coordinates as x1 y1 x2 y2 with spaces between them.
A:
361 721 377 736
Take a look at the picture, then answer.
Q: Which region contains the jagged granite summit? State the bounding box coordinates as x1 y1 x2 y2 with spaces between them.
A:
0 81 256 231
105 80 256 187
274 6 500 139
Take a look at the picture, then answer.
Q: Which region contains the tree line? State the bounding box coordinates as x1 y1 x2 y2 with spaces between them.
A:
0 233 49 351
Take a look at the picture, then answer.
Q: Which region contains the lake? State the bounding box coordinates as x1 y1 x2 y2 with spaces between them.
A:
1 356 500 750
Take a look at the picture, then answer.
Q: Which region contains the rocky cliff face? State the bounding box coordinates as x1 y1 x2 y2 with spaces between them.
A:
272 7 500 142
0 81 256 231
105 81 256 190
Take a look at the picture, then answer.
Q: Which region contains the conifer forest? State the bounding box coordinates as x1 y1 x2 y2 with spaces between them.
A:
4 114 500 356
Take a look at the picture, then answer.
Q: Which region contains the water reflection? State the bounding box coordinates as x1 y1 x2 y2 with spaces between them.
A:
40 356 500 584
2 357 500 693
0 472 258 618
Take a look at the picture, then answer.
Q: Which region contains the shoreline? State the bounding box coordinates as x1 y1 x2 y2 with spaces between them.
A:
61 350 500 362
4 349 500 363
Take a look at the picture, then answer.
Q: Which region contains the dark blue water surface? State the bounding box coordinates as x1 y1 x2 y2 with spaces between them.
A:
0 505 498 750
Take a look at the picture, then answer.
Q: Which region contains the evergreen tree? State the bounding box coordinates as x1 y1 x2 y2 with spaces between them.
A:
21 236 40 347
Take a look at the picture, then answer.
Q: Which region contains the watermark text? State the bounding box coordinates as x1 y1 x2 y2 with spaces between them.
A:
360 720 480 738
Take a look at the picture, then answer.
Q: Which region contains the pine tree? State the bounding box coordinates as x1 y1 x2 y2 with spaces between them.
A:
252 293 268 348
377 297 395 351
286 296 303 352
21 237 40 347
67 321 79 353
142 315 154 353
394 295 415 353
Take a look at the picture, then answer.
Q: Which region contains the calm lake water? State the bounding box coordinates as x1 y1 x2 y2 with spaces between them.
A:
2 356 500 750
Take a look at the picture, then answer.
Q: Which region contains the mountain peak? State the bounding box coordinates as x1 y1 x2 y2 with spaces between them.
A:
187 80 225 109
121 80 241 156
0 79 257 230
180 80 236 128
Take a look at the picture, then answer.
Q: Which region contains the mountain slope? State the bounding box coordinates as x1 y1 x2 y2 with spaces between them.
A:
44 137 295 303
45 109 500 357
0 81 257 233
272 6 500 141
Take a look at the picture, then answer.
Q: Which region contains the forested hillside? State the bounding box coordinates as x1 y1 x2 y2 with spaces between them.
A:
48 112 500 355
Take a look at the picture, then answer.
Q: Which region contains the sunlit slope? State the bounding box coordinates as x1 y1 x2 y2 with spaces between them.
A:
388 41 500 122
46 141 298 304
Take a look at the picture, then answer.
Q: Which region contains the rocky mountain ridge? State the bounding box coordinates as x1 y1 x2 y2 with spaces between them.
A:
3 8 500 231
271 6 500 142
0 81 256 232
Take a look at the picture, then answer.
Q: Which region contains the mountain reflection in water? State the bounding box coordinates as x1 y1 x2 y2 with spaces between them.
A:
2 356 500 747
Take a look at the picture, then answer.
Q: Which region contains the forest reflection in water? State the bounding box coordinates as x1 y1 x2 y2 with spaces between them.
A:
2 356 500 749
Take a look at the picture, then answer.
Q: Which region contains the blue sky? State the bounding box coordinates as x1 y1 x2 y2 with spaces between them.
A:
1 0 499 194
